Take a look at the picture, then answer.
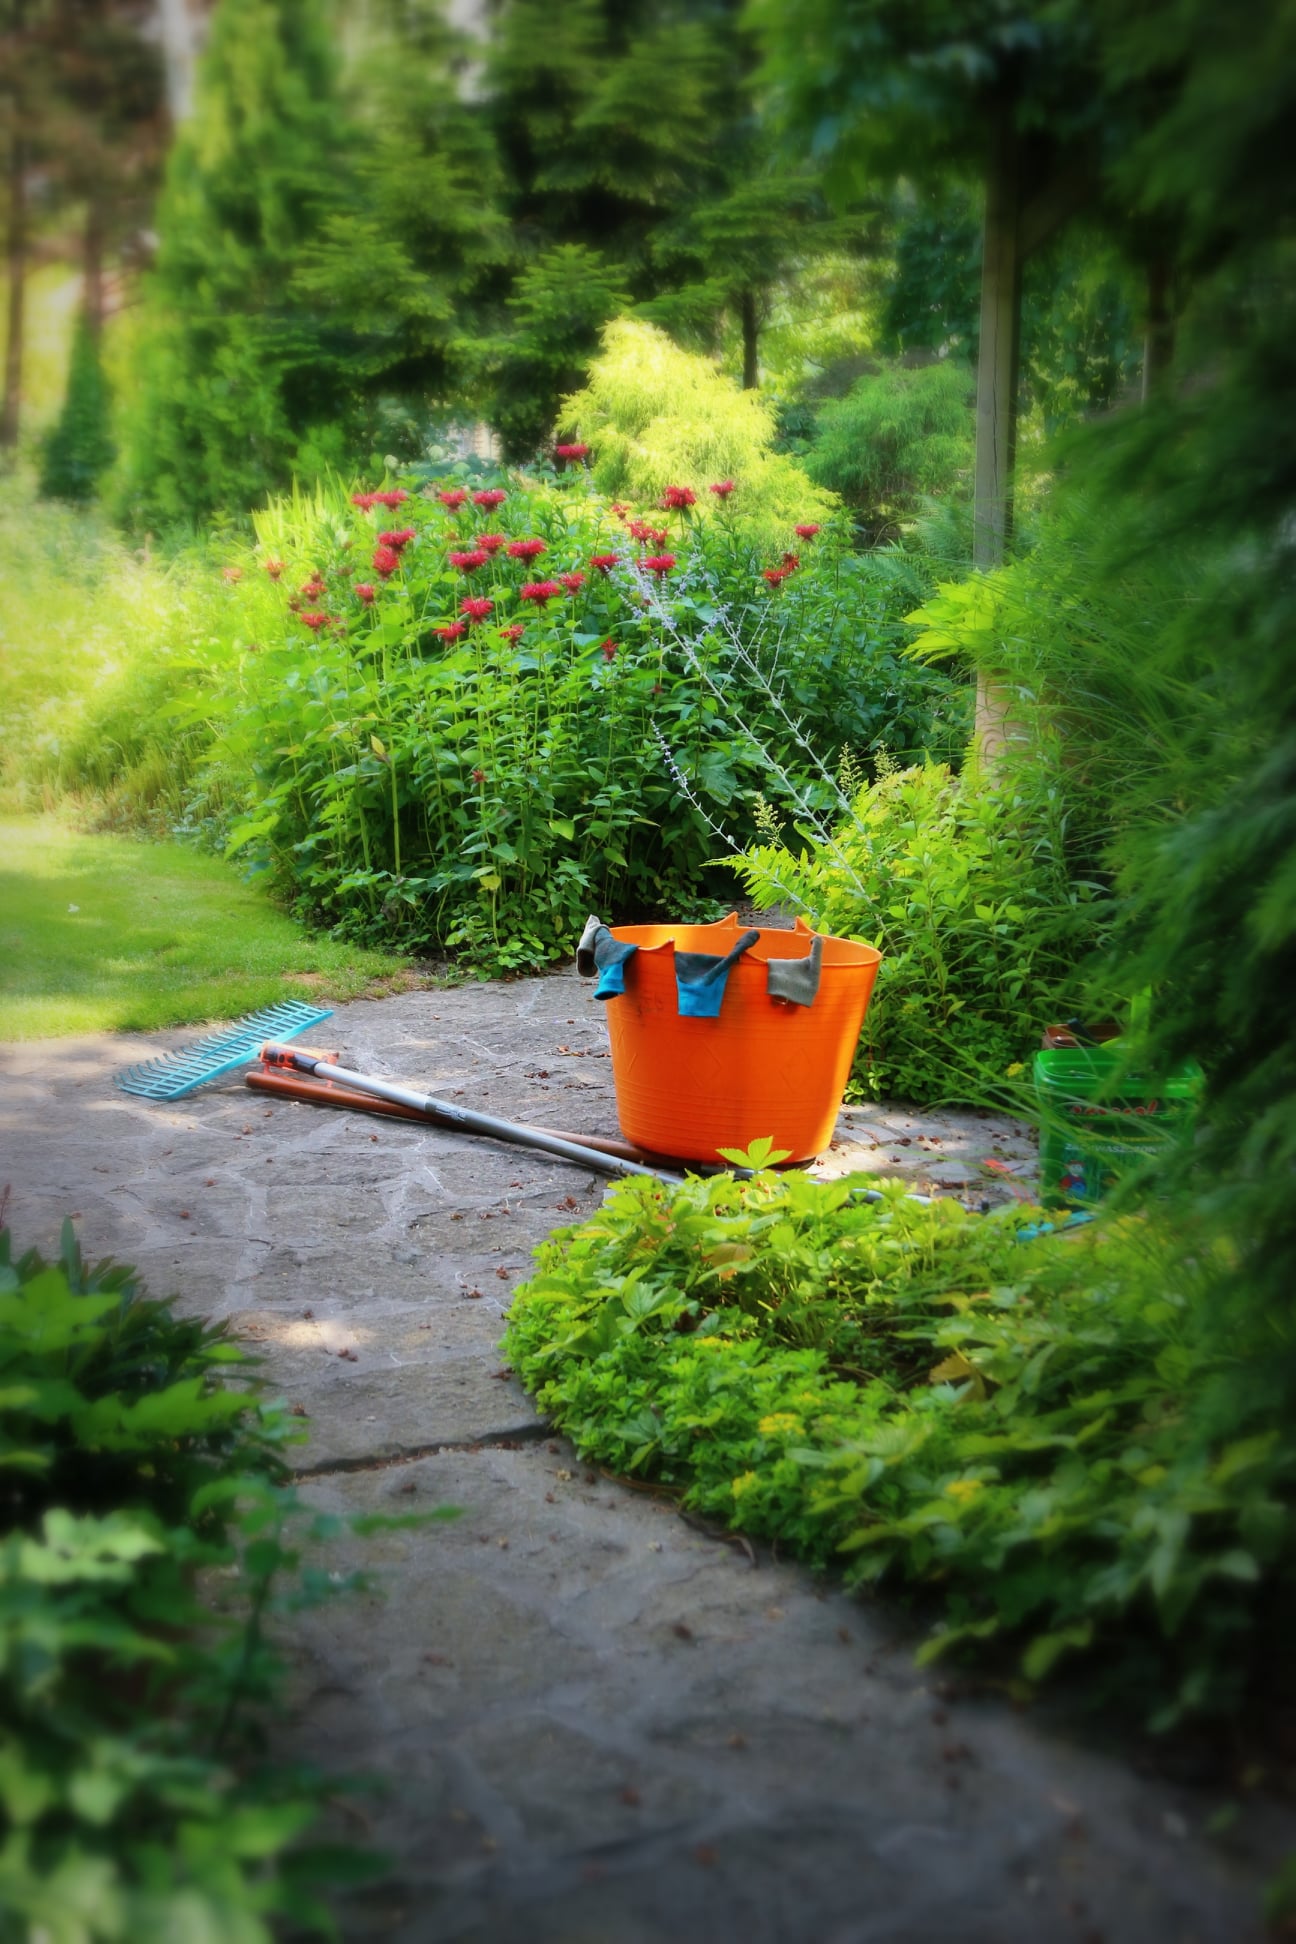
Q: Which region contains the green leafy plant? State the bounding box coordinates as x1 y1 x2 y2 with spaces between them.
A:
0 1214 436 1938
736 753 1097 1104
504 1172 1295 1729
802 359 973 543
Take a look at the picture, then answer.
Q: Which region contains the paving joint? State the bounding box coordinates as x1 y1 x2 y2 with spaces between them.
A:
291 1420 552 1479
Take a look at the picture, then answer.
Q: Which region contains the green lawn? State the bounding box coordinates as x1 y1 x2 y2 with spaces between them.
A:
0 816 411 1039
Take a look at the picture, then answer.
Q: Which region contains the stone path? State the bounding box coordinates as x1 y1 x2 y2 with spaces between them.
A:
1 973 1288 1941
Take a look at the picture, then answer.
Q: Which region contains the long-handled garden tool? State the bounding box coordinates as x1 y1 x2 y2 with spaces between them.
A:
258 1043 685 1183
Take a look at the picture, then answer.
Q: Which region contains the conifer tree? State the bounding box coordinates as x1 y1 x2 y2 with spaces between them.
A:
113 0 353 527
39 307 115 499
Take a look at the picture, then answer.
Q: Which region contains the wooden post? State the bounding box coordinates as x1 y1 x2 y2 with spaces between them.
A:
740 289 759 391
972 98 1023 761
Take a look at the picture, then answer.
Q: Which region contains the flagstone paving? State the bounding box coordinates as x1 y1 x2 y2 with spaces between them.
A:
1 972 1289 1941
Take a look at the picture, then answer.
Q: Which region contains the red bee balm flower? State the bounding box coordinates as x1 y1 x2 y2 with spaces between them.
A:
300 575 326 599
661 485 696 510
507 538 546 561
782 552 800 571
373 489 409 508
437 489 468 509
355 583 377 604
300 610 330 631
475 533 506 554
590 554 619 574
351 492 377 510
519 580 564 604
436 621 468 642
221 565 242 583
472 767 487 784
373 547 401 578
449 550 489 573
378 528 416 552
460 597 494 622
264 559 284 580
793 523 820 540
561 572 585 593
762 566 790 587
627 520 652 543
601 639 617 662
641 554 676 577
554 443 589 460
499 624 524 643
710 480 737 499
473 488 507 509
610 502 629 519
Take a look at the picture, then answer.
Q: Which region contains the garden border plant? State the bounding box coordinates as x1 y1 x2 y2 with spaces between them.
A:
0 1205 442 1940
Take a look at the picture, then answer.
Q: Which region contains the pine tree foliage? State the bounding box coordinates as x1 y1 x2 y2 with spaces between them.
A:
475 243 629 462
39 308 115 500
563 318 836 546
803 360 973 539
112 0 353 527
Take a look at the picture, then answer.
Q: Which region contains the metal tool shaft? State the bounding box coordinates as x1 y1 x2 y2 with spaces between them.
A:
260 1044 680 1183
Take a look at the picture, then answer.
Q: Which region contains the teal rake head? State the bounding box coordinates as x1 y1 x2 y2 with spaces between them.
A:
114 1002 335 1101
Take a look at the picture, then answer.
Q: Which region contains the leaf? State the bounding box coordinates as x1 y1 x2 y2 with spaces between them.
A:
715 1135 792 1170
928 1352 987 1400
1021 1622 1094 1682
370 734 388 760
548 817 576 841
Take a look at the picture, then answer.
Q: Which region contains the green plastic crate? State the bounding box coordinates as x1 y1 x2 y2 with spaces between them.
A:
1034 1046 1203 1207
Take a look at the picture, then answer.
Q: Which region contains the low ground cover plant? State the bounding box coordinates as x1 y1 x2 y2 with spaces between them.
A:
0 1213 422 1938
504 1170 1294 1731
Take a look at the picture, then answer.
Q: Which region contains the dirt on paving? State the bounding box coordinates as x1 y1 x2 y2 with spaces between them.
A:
1 969 1290 1943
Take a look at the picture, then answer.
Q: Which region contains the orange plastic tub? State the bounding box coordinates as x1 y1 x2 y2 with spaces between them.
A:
602 914 882 1165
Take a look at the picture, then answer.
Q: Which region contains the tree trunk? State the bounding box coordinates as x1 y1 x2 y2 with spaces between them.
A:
83 193 106 339
972 99 1023 763
0 128 26 451
1141 255 1174 402
740 289 759 391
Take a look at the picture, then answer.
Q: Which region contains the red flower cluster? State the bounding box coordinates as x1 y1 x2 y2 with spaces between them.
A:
627 520 670 545
472 767 487 784
374 489 409 508
221 565 242 583
473 488 507 509
762 565 793 587
782 552 800 571
355 583 377 604
351 492 378 510
449 549 489 573
554 442 590 460
600 639 617 662
300 610 330 631
437 489 468 510
300 574 326 600
499 623 525 643
561 571 585 593
661 485 696 510
507 538 546 561
460 597 494 622
519 580 564 604
641 554 676 577
610 502 630 519
377 528 416 552
264 558 284 580
590 554 619 575
793 523 820 540
709 480 737 499
437 621 468 642
476 533 506 554
373 547 401 578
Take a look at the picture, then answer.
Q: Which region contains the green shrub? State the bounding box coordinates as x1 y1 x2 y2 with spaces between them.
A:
0 1214 417 1938
199 469 957 972
504 1170 1295 1729
736 752 1096 1104
802 359 973 541
561 319 839 551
